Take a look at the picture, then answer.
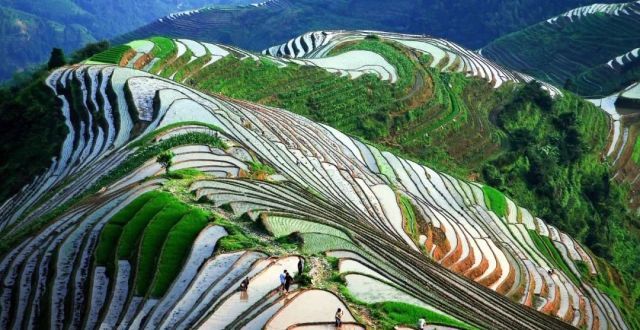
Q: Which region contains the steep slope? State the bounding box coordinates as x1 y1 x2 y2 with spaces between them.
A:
4 33 638 326
0 62 629 329
0 0 251 81
587 83 640 206
482 1 640 98
116 0 619 57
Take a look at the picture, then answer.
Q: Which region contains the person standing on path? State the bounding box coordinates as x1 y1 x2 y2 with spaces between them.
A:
335 308 344 328
297 257 304 275
284 270 293 293
279 270 286 293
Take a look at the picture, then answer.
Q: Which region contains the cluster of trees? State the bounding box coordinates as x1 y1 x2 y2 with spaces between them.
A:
0 71 68 203
482 82 640 285
0 40 111 204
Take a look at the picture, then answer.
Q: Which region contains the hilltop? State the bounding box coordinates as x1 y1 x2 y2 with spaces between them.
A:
0 31 637 328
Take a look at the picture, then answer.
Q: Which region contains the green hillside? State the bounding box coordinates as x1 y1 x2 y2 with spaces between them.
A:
0 30 638 328
4 34 639 324
482 1 640 98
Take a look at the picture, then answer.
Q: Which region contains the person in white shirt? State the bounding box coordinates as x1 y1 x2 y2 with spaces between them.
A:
335 308 344 328
418 317 427 330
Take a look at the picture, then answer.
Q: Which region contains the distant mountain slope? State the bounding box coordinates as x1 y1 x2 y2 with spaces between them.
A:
0 0 252 81
116 0 620 58
482 1 640 98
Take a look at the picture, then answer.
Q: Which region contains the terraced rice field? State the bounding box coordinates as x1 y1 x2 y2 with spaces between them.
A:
482 1 640 98
264 30 562 95
0 59 630 329
89 45 133 64
78 32 579 184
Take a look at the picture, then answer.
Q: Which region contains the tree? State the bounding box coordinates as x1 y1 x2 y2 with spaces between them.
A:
70 41 110 64
47 48 66 70
157 151 175 174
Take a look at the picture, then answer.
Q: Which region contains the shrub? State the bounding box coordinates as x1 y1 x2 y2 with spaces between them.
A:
157 150 175 174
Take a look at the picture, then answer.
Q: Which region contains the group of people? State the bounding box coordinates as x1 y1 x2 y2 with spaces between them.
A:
239 258 303 296
279 269 294 293
238 257 353 329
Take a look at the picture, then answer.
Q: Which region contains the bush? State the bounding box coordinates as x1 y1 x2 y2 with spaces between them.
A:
157 150 175 174
214 217 261 252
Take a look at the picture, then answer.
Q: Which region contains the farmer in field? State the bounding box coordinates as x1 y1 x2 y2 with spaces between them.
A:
239 277 250 300
335 307 344 328
279 270 287 292
240 277 250 292
297 257 304 275
418 317 427 330
284 270 293 293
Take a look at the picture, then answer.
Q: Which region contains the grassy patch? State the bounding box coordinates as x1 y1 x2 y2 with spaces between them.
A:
165 168 205 180
214 217 262 252
301 233 361 255
264 216 349 240
149 36 176 59
99 189 215 298
631 136 640 165
482 185 507 217
247 160 276 179
94 225 122 271
398 194 418 239
149 208 211 297
134 200 191 296
372 301 477 330
328 39 416 93
89 45 132 64
117 192 176 260
160 49 193 78
129 121 224 149
588 259 640 329
335 278 476 330
94 191 160 273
